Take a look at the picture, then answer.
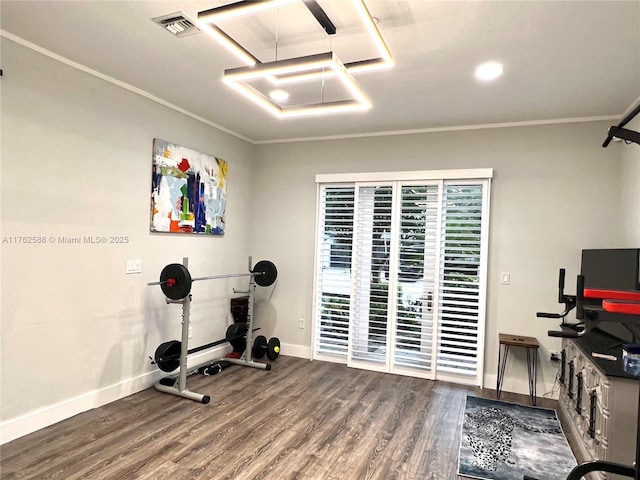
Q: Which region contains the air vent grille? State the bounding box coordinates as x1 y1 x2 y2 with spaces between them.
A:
152 12 200 38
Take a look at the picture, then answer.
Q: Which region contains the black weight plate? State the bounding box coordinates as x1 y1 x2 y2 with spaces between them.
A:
230 337 246 354
154 340 181 372
225 323 248 341
226 323 248 353
252 335 268 359
253 260 277 287
267 337 281 361
160 263 192 300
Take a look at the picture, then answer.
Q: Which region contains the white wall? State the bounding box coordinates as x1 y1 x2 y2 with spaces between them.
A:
0 39 256 441
250 121 628 396
619 114 640 244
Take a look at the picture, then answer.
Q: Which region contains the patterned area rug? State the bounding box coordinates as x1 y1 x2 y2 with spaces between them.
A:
458 396 576 480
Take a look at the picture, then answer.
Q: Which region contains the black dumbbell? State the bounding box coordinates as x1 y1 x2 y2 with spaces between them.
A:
252 335 280 360
197 360 232 376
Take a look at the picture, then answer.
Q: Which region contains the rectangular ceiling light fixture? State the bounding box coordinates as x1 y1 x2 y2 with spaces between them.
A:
223 52 372 118
197 0 393 74
199 0 298 22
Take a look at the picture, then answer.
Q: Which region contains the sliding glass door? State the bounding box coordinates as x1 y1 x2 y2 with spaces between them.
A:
313 170 491 386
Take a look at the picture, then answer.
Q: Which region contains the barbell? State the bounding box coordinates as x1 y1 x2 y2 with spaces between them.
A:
148 260 277 300
152 323 252 372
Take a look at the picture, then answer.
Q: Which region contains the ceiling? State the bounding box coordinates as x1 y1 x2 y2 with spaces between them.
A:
2 0 639 144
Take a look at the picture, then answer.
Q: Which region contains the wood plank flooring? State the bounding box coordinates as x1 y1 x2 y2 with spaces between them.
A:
0 356 578 480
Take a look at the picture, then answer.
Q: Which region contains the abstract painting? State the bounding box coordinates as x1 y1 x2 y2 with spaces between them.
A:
150 139 227 235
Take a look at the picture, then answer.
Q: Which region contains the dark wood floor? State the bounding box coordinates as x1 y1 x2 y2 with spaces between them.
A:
1 356 578 480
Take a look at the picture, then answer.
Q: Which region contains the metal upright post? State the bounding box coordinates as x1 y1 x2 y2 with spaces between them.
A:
245 276 256 363
177 257 190 393
154 257 211 403
224 261 269 371
177 294 191 393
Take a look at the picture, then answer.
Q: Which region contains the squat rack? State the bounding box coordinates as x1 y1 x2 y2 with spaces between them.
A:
150 257 272 404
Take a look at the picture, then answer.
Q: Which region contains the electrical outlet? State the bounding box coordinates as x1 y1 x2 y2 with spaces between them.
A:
298 318 305 329
550 351 561 362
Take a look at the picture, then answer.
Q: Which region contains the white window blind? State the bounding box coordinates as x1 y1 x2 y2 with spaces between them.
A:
437 183 485 376
315 186 354 357
350 185 393 366
392 185 439 372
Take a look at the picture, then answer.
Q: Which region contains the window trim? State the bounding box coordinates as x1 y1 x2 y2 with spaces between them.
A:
316 168 493 184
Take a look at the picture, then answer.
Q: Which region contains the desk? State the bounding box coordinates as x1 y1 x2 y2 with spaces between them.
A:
497 333 540 405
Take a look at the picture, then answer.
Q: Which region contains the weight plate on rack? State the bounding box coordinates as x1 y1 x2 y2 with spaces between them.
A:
154 340 181 372
253 260 277 287
252 335 268 359
267 337 281 361
159 263 192 300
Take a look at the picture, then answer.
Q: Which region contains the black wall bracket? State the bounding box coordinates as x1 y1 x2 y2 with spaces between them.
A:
603 102 640 147
605 125 640 146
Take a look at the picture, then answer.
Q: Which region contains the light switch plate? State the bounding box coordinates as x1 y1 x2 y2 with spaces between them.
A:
126 259 142 274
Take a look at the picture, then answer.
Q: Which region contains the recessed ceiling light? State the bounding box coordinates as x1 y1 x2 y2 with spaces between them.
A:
269 89 290 102
475 61 504 81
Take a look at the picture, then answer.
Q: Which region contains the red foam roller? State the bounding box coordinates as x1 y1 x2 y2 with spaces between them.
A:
584 288 640 302
602 299 640 315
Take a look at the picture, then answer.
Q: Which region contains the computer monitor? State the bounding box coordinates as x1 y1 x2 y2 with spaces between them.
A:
581 248 640 342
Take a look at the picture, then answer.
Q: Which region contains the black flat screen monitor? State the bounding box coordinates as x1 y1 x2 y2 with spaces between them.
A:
581 248 640 342
581 249 640 291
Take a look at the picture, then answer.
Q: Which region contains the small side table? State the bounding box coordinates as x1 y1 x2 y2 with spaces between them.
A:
497 333 540 405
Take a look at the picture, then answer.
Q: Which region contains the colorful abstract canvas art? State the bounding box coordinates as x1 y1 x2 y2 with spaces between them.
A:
151 139 228 235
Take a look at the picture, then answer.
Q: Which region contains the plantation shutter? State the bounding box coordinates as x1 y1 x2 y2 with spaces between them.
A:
349 185 393 368
392 184 439 373
314 185 354 357
437 183 486 376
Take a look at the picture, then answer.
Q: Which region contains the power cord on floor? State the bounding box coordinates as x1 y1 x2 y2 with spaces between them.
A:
542 360 562 399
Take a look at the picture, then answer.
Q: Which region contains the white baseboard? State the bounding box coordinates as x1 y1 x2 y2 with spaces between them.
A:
0 344 233 445
0 344 310 445
0 368 164 445
280 342 311 359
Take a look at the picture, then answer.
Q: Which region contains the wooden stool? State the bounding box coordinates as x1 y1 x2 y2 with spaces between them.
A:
497 333 540 405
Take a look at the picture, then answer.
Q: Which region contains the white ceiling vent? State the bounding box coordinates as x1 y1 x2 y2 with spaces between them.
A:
152 12 200 38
